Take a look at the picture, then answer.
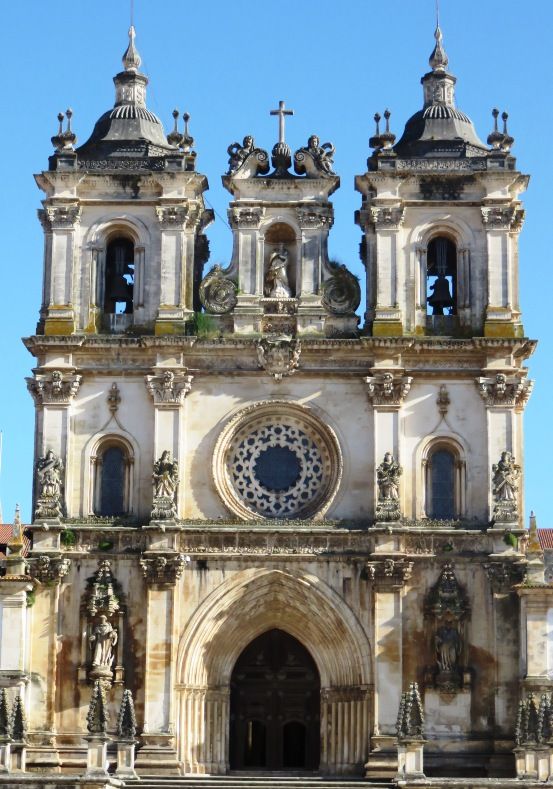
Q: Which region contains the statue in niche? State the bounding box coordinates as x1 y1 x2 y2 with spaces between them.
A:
227 135 255 172
377 452 401 501
492 451 520 503
435 620 462 673
37 449 63 499
265 244 292 298
90 614 118 670
153 451 179 499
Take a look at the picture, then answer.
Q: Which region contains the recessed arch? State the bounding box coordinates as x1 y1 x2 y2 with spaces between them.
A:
416 433 468 520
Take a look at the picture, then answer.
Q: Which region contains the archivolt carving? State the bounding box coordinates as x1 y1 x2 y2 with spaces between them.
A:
212 401 342 521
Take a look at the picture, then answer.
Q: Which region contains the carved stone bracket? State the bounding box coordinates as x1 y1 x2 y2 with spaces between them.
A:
28 554 71 584
229 206 264 229
370 205 405 229
38 204 82 230
366 558 413 588
26 370 82 406
476 373 534 409
145 369 193 405
366 372 413 407
140 553 188 586
256 335 301 381
481 205 525 232
484 561 526 594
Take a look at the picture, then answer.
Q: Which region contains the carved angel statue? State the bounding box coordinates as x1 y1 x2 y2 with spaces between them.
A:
227 135 255 173
36 449 64 499
435 621 461 673
153 451 179 499
492 451 520 502
90 615 118 668
294 134 336 176
376 452 402 501
265 245 292 298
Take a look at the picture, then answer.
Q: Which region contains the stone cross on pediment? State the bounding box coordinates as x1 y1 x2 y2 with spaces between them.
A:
270 100 294 144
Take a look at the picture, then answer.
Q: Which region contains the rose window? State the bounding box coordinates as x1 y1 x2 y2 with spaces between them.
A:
213 401 342 520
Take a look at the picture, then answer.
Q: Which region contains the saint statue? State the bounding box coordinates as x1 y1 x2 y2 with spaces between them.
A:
89 615 118 668
265 244 292 298
376 452 402 501
435 621 461 673
36 449 63 499
227 135 255 173
153 451 179 499
492 451 520 502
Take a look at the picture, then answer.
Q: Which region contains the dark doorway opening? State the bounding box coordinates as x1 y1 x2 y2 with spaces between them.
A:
229 629 320 771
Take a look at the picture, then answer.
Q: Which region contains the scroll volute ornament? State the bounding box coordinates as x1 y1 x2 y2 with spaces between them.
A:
321 261 361 316
199 264 237 314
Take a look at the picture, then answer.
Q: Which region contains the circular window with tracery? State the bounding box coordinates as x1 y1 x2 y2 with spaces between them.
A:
213 401 343 521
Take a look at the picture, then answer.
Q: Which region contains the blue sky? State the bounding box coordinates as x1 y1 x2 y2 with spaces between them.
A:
1 0 551 524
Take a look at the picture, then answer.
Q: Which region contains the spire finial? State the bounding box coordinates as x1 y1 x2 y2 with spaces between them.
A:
122 25 142 72
429 17 449 72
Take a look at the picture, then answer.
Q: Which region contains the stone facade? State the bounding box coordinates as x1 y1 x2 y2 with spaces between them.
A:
0 20 549 788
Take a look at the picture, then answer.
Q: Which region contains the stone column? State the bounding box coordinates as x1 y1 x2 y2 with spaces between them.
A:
481 204 525 338
138 552 187 775
365 206 405 336
228 206 264 334
38 203 81 335
366 370 412 522
155 203 203 334
26 550 71 772
26 369 82 520
365 559 413 778
145 368 193 519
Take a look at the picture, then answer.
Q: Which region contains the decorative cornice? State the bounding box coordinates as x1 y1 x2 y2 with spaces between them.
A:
228 206 264 229
156 203 202 228
140 553 188 586
38 204 81 230
145 369 193 405
476 373 533 409
295 206 333 229
28 554 71 584
369 205 405 229
484 560 526 593
481 205 525 231
366 558 413 588
26 370 82 406
366 372 413 407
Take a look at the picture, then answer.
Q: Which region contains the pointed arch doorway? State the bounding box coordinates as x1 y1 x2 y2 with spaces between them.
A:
229 629 320 771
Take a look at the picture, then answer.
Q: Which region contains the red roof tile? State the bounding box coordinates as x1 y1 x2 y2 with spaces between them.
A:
538 529 553 550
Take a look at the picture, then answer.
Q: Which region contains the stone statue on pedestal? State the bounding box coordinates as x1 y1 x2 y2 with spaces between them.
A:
35 449 64 519
376 452 402 521
90 615 118 675
152 451 179 519
265 245 292 298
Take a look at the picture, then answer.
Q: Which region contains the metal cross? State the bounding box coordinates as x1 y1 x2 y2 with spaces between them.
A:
270 101 294 144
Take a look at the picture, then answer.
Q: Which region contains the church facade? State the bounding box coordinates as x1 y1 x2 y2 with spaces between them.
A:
0 20 549 786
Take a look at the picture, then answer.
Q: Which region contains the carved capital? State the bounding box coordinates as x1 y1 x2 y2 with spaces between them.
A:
295 206 333 229
481 205 525 231
26 370 82 406
366 558 413 588
256 336 301 381
228 206 264 229
366 372 413 407
476 373 533 409
484 561 526 593
370 205 405 229
39 203 81 230
140 553 188 586
156 203 201 228
28 554 71 584
145 369 193 405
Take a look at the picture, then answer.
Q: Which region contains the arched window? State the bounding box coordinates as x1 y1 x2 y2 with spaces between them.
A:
104 237 134 315
427 236 457 316
424 442 465 520
429 449 455 519
92 440 132 516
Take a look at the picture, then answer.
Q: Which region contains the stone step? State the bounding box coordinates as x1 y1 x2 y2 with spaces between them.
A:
131 779 392 789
